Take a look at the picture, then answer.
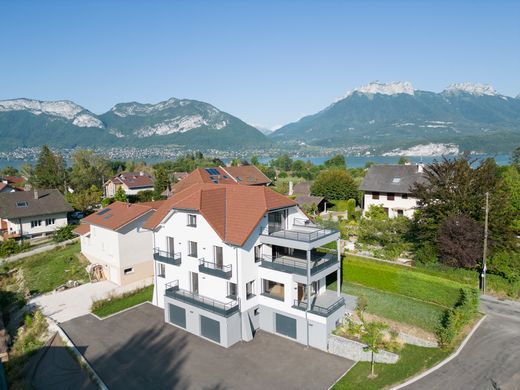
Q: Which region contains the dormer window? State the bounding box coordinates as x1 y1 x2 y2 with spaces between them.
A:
16 201 28 208
187 214 197 227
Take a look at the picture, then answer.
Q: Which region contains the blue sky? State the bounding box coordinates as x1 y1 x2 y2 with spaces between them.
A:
1 0 519 130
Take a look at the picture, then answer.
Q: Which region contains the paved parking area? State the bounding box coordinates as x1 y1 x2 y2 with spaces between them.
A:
61 302 353 390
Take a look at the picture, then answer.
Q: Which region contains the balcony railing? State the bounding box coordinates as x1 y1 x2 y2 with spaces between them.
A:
259 252 338 276
292 297 345 317
261 225 338 243
153 248 181 266
165 280 239 317
198 258 232 279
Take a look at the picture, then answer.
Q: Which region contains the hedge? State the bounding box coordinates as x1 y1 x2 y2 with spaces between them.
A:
343 255 468 307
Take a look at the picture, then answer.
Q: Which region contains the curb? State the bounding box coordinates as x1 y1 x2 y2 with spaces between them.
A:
328 361 358 390
90 301 152 321
390 314 488 390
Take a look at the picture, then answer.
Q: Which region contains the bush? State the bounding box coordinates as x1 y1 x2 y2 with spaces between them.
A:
101 197 114 207
414 242 438 265
0 239 29 258
436 288 479 348
488 250 520 283
343 255 465 307
53 225 75 243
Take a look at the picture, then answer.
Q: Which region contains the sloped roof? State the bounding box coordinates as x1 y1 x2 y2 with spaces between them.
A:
222 165 271 185
143 183 297 246
359 164 427 194
293 181 312 196
1 176 24 185
0 189 73 219
80 201 156 232
74 224 90 235
295 195 325 208
109 172 154 189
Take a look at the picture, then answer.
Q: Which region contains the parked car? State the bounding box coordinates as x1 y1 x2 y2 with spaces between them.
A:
70 211 85 220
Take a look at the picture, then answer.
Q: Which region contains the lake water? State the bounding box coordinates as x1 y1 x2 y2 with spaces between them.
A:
0 153 511 170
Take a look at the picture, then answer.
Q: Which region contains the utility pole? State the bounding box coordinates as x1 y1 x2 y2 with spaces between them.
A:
481 192 489 293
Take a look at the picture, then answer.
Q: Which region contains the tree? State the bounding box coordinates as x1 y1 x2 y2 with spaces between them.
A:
398 156 408 165
53 225 75 243
70 149 112 192
437 215 483 268
31 145 67 191
251 155 259 166
311 169 357 200
66 185 102 212
0 166 19 176
512 146 520 170
500 165 520 234
114 186 128 202
324 155 346 169
270 154 293 172
153 167 170 198
361 321 389 378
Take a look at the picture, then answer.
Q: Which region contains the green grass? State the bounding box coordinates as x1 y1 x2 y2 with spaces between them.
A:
343 255 471 307
333 344 451 390
343 283 445 333
92 285 153 318
2 242 88 295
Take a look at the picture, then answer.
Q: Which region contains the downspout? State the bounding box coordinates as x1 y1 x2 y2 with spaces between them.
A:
306 249 311 348
235 246 242 342
153 231 158 306
18 218 23 244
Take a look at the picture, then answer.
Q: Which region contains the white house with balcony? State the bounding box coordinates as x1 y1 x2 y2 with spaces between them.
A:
359 164 426 218
143 183 345 350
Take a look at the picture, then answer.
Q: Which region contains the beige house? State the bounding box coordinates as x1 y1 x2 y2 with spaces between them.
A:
104 172 155 197
75 201 162 286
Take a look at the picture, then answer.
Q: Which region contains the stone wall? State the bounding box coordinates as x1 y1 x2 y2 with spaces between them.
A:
328 334 399 363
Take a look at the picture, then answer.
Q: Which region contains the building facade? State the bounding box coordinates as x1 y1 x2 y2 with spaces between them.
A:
104 172 155 197
145 184 345 350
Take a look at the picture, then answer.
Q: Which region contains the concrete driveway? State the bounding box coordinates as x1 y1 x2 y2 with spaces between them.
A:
30 278 152 323
60 303 354 390
402 295 520 390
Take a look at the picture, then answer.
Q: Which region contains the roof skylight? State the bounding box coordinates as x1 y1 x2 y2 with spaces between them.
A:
392 177 401 184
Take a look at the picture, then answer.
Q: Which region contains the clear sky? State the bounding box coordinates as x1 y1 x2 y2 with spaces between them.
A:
1 0 519 130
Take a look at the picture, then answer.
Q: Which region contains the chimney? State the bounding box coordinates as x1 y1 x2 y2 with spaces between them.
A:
417 163 424 173
288 181 294 196
34 189 39 200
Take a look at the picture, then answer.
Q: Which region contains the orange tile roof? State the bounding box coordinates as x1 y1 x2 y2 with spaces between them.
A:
143 184 297 246
81 201 154 231
74 224 90 235
222 165 271 185
109 172 154 189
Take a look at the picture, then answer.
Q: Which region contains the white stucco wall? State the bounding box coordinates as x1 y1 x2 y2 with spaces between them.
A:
363 192 418 218
4 213 68 237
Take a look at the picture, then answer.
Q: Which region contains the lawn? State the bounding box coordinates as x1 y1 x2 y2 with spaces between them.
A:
91 285 154 318
342 283 445 333
333 344 451 390
1 242 88 295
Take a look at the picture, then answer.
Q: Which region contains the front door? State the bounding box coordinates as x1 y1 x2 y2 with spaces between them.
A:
191 272 199 294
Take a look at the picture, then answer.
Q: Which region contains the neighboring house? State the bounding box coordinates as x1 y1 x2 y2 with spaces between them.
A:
0 176 25 192
144 183 344 350
173 172 189 182
359 164 426 218
75 201 162 286
171 166 271 194
0 189 72 240
290 181 329 213
0 183 15 193
291 181 312 196
104 172 155 197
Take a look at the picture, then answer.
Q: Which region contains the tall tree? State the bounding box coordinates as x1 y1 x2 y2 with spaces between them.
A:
437 215 483 268
310 169 357 200
70 149 112 192
0 166 19 176
114 186 128 202
512 146 520 170
31 145 67 191
324 155 346 169
153 167 170 198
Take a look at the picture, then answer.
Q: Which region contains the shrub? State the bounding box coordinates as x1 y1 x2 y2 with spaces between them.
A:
488 250 520 283
101 197 114 207
436 287 479 348
53 225 75 243
414 242 439 265
311 168 357 200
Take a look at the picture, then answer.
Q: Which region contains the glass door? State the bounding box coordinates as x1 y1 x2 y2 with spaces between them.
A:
214 246 223 269
167 236 175 257
191 272 199 294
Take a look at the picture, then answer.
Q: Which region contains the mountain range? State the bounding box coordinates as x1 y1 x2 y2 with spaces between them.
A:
0 81 519 154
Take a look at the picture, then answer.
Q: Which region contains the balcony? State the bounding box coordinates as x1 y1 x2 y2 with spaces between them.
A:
259 219 339 250
292 290 345 317
198 258 232 279
165 281 239 317
259 251 338 277
153 248 181 266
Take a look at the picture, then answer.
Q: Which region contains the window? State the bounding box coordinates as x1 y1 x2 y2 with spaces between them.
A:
31 220 42 228
246 280 255 299
214 246 223 268
124 267 134 275
254 245 262 263
16 201 28 208
254 308 260 316
397 210 404 217
402 193 408 199
45 218 55 225
227 282 237 299
262 279 285 300
157 263 166 278
387 193 395 201
188 241 198 257
372 192 380 200
187 214 197 227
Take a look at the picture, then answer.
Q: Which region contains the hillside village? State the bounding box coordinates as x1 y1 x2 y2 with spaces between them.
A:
0 145 519 388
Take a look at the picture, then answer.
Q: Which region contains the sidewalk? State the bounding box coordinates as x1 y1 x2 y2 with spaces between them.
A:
30 278 153 323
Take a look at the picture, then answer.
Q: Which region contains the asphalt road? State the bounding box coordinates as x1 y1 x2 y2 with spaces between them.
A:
403 295 520 390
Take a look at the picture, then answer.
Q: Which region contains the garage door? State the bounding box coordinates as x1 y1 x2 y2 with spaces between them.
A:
275 313 297 339
168 304 186 328
200 315 221 343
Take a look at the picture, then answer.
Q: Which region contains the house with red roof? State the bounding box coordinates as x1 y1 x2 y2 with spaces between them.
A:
74 201 162 286
144 183 344 350
104 172 155 197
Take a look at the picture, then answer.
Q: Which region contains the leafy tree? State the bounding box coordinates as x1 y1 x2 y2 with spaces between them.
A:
324 155 346 169
346 198 356 220
230 158 240 167
361 321 389 378
437 215 483 268
398 156 409 165
31 145 67 191
251 155 259 166
153 167 170 198
114 186 128 202
53 225 75 243
311 169 357 200
66 185 102 212
270 154 293 172
0 166 19 176
258 164 276 180
512 146 520 170
70 149 112 192
500 165 520 234
137 190 155 202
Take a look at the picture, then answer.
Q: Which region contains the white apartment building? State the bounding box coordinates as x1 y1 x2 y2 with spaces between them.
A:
144 183 345 350
75 201 162 285
359 164 426 218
